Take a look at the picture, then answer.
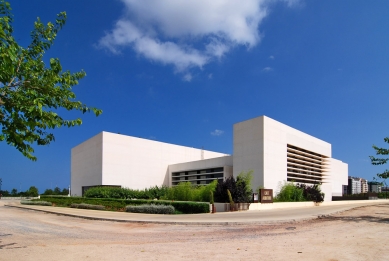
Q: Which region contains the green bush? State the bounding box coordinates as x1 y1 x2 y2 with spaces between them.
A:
162 180 217 202
126 204 175 214
40 195 70 198
32 197 210 214
297 183 325 203
70 203 105 210
21 200 52 206
84 186 169 200
275 182 305 202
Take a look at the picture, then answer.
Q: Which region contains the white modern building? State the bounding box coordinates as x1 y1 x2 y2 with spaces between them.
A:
71 116 348 201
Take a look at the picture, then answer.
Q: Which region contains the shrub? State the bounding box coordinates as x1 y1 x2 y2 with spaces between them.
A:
21 200 52 206
214 176 251 203
126 204 175 214
162 180 218 202
84 186 169 200
275 182 304 202
70 203 105 210
297 183 325 203
237 170 254 202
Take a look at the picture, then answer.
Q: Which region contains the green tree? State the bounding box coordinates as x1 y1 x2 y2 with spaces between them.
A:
10 188 17 196
27 186 39 197
53 186 61 195
370 137 389 179
43 188 53 195
0 1 102 160
61 188 69 195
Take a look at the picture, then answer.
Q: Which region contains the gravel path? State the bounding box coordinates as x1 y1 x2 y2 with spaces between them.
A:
1 202 388 260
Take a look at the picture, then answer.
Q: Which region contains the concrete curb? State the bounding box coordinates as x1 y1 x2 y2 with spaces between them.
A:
6 202 387 226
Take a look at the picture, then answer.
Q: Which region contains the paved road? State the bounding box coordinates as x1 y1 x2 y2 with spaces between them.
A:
4 200 388 224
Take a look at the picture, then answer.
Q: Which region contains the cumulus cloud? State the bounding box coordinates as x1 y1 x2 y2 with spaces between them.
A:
98 0 298 78
211 129 224 136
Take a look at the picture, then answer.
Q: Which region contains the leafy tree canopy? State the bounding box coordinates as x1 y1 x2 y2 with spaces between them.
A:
370 137 389 179
0 1 102 160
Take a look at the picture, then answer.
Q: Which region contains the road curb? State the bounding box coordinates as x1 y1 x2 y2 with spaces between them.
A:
6 203 386 226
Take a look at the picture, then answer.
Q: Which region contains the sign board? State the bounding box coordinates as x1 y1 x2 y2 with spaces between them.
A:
253 193 259 203
260 189 273 203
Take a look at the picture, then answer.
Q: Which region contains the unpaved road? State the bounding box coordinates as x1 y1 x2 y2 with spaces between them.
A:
1 201 388 261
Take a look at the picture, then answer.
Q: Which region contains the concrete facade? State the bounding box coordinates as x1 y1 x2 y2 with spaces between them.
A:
233 116 347 201
71 132 227 196
71 116 348 201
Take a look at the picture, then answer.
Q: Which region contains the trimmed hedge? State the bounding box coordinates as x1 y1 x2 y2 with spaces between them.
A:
40 195 71 198
21 200 52 206
84 186 169 200
32 197 210 214
126 204 175 214
70 203 105 210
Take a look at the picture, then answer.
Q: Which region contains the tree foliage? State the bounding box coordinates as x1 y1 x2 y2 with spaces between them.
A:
0 1 102 160
26 186 39 197
370 137 389 179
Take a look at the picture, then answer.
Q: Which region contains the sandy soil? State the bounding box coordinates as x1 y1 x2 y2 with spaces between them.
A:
0 202 388 261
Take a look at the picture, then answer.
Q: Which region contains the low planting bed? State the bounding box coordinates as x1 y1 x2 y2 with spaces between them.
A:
20 200 52 206
32 197 210 214
70 203 105 210
126 204 175 214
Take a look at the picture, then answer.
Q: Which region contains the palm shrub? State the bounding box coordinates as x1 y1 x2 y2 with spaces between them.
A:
227 189 234 209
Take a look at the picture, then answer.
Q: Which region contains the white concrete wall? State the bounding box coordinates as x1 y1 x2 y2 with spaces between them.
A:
329 158 348 197
71 133 103 196
263 116 332 194
71 132 228 195
233 116 332 197
233 116 265 190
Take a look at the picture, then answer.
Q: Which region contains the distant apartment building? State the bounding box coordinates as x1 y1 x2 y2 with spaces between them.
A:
348 176 362 194
347 176 370 194
361 178 368 193
368 181 382 193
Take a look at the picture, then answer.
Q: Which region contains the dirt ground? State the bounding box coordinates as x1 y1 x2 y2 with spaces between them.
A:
0 202 388 261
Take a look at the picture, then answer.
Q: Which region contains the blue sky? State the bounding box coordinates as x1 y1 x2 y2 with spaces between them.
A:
1 0 389 193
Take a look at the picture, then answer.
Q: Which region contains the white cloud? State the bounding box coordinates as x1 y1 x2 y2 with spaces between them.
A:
262 67 273 72
183 73 193 82
98 0 298 79
269 55 275 60
211 129 224 136
208 73 213 79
